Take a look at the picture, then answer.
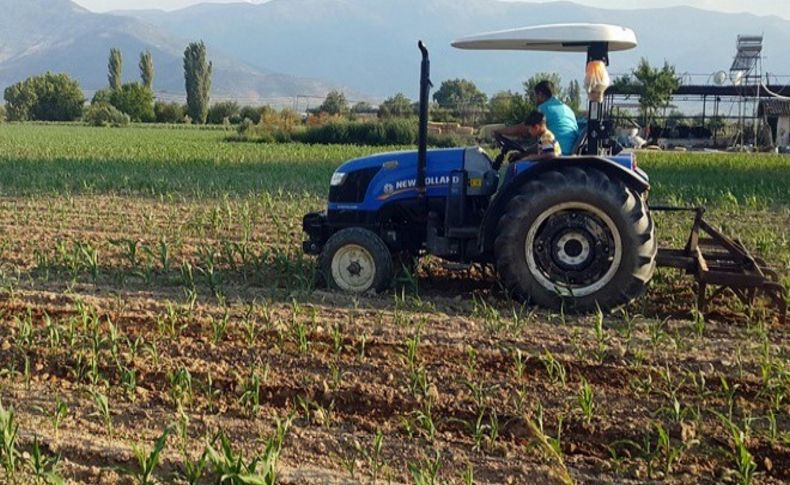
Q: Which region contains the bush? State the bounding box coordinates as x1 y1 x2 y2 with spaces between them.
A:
239 105 262 124
230 117 300 143
428 133 471 148
0 104 5 123
110 83 155 122
3 72 84 121
296 119 418 146
91 89 113 105
207 101 241 125
154 101 185 124
83 103 130 127
231 117 468 148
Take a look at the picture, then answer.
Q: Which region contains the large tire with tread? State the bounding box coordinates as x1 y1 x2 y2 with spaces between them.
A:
320 228 394 294
494 167 656 311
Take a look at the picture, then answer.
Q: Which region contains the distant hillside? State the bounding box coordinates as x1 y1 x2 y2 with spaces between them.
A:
0 0 343 103
122 0 790 97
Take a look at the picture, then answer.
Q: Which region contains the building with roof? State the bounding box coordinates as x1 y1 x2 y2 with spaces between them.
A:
759 98 790 147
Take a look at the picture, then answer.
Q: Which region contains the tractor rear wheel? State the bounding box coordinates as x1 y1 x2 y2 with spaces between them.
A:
320 228 394 294
494 167 656 311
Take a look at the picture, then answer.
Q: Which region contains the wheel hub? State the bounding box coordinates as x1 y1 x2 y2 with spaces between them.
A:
526 203 623 297
331 244 377 293
347 260 363 276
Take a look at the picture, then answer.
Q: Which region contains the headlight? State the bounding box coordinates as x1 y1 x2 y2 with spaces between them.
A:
330 172 347 186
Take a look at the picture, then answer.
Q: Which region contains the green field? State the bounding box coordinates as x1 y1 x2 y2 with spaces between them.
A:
1 123 788 205
1 123 787 271
0 123 787 483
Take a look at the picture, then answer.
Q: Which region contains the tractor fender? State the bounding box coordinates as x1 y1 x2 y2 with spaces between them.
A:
478 156 650 255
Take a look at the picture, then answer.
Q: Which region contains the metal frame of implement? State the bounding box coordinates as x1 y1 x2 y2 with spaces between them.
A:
654 206 787 323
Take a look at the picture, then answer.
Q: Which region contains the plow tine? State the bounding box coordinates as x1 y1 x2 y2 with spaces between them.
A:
653 205 787 323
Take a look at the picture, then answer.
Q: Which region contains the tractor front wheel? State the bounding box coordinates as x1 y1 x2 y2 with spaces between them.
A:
494 167 656 311
320 228 394 294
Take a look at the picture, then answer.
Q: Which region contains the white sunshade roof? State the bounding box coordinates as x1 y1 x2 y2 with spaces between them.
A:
452 24 638 52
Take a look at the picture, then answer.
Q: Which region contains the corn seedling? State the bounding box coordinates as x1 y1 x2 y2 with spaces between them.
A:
26 436 63 485
413 405 437 442
0 400 19 480
91 391 113 435
402 324 422 371
714 412 757 485
356 333 368 361
592 305 609 362
239 365 268 416
463 378 498 415
408 449 441 485
524 403 572 485
648 318 669 350
472 295 504 335
691 306 706 338
157 236 171 273
719 375 741 421
511 347 527 380
168 366 194 408
331 323 344 357
540 349 567 387
296 395 335 427
462 463 474 485
179 446 209 485
209 309 231 345
290 319 310 355
511 384 528 415
206 430 281 485
469 411 487 452
202 371 221 413
655 421 692 477
129 427 170 485
51 396 68 435
577 378 595 425
241 315 260 346
328 362 348 391
355 429 387 483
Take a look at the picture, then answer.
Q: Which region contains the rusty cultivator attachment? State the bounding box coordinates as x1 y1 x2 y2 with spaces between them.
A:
654 206 787 323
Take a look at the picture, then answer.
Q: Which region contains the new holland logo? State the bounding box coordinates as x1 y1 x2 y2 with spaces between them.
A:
380 175 460 200
393 175 458 191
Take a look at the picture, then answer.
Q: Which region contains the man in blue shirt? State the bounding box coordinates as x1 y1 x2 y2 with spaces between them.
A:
494 80 580 155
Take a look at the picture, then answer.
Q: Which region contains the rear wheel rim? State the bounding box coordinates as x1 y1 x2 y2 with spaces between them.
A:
331 244 377 293
525 202 622 298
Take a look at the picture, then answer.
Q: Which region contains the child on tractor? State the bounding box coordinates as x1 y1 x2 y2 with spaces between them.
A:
508 111 561 162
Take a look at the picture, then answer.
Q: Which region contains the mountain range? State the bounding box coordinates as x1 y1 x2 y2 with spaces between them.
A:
2 0 790 104
0 0 339 103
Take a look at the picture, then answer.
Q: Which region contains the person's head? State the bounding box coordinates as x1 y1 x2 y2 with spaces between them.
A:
533 80 554 105
524 111 547 137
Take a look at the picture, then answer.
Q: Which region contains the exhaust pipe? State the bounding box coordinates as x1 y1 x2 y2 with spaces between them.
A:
417 41 432 209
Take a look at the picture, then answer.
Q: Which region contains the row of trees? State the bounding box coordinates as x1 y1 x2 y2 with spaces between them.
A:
314 74 583 127
2 41 214 124
94 43 213 123
2 48 678 131
91 48 157 122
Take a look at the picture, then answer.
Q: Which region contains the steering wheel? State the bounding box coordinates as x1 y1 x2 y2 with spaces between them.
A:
492 132 526 170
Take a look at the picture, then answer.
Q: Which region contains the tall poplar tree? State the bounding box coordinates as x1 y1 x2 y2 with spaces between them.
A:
183 41 212 124
139 50 154 89
108 48 123 90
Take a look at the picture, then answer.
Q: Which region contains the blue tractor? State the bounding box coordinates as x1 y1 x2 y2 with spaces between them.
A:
303 24 786 318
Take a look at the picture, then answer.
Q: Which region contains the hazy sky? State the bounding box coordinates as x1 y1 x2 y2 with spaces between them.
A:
73 0 790 19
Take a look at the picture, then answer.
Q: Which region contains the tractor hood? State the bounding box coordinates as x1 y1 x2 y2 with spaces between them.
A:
333 147 466 174
328 147 481 208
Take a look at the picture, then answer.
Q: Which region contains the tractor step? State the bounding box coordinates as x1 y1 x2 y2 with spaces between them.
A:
442 262 473 271
446 227 479 239
653 206 786 323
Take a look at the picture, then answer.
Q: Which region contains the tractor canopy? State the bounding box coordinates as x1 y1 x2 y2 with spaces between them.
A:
451 23 637 52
